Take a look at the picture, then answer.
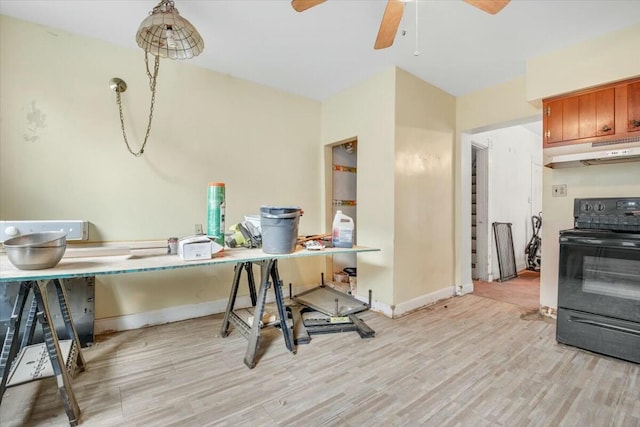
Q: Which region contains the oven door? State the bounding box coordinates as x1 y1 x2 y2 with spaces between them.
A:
558 231 640 323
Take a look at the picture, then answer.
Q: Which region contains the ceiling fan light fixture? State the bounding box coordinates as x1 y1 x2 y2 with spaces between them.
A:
136 0 204 60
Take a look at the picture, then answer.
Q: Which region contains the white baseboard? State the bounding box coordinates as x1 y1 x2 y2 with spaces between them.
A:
456 282 474 296
94 282 321 335
95 284 461 333
392 286 456 318
94 297 240 335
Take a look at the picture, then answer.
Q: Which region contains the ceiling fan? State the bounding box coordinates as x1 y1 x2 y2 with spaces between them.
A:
291 0 510 50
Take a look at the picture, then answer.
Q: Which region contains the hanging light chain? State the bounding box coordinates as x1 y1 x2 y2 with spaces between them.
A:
115 53 160 157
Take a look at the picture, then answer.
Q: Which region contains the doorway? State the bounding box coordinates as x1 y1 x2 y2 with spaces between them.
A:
466 120 543 308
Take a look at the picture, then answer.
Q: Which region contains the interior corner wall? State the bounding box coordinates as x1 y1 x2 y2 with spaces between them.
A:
0 15 322 322
393 69 456 309
526 24 640 102
320 67 397 313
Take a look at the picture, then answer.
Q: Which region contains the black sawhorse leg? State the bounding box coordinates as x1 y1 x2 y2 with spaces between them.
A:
220 261 258 338
220 259 295 368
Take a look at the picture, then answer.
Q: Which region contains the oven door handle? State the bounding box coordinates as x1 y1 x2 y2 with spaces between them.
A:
570 316 640 336
560 236 640 250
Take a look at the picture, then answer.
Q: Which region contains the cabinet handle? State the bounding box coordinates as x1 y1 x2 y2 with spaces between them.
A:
601 125 612 132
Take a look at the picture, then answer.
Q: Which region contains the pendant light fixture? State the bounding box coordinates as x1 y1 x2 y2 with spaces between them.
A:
110 0 204 157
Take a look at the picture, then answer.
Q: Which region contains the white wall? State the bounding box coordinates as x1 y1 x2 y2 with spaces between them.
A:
472 125 542 277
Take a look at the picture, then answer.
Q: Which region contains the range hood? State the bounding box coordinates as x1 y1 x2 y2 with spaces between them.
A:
545 146 640 169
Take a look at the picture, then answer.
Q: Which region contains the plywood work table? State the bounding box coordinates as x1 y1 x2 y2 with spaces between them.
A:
0 245 378 282
0 244 379 426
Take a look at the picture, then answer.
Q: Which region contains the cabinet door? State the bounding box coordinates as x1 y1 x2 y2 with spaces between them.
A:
628 81 640 132
577 89 614 139
562 96 580 141
595 88 615 136
544 99 564 144
578 92 596 139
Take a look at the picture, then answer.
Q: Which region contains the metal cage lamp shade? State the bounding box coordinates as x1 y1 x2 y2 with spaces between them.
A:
110 0 204 157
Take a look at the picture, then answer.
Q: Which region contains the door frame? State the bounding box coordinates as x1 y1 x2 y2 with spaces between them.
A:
472 143 490 281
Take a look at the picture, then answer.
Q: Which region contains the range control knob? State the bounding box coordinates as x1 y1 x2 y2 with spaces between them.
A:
594 202 606 212
581 202 592 212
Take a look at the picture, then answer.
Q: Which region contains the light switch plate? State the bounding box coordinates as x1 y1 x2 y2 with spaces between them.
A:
0 220 89 242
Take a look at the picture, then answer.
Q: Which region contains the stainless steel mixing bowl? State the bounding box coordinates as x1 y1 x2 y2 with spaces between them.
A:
3 231 67 270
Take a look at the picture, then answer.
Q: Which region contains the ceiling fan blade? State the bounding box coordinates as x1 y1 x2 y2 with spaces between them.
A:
374 0 405 50
463 0 510 15
291 0 327 12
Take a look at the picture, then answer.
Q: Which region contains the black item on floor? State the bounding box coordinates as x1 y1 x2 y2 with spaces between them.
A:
493 222 518 282
288 304 375 345
289 273 375 343
525 213 542 272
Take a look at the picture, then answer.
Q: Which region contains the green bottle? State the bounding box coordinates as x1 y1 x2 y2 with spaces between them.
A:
207 182 225 246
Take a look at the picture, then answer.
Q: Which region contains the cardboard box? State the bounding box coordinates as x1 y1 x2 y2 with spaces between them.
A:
178 236 214 261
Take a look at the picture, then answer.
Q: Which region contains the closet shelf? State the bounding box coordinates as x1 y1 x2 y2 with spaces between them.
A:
333 200 356 206
333 165 357 173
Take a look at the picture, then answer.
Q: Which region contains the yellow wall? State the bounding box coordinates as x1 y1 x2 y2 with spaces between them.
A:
320 68 396 312
320 68 457 314
394 69 456 305
456 76 540 132
527 24 640 101
2 14 638 324
0 15 323 320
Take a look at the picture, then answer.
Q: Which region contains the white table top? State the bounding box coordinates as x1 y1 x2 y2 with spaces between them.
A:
0 245 379 282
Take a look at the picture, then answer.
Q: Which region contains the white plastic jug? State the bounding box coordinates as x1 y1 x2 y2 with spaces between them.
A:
332 210 354 248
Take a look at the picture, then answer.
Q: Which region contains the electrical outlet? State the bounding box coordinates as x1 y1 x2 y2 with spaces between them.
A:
194 224 204 235
0 220 89 242
552 184 567 197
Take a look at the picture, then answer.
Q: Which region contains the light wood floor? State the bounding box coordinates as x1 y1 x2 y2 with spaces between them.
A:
1 293 639 426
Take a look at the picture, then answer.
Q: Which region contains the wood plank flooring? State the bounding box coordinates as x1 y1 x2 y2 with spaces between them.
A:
473 270 540 310
1 293 639 426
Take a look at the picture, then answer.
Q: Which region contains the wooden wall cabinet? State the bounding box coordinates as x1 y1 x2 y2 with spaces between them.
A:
627 81 640 133
543 77 640 148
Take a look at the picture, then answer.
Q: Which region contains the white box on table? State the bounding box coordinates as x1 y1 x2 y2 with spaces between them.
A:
178 236 221 261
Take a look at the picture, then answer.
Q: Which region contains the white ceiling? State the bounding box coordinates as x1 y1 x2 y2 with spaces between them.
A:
1 0 639 101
